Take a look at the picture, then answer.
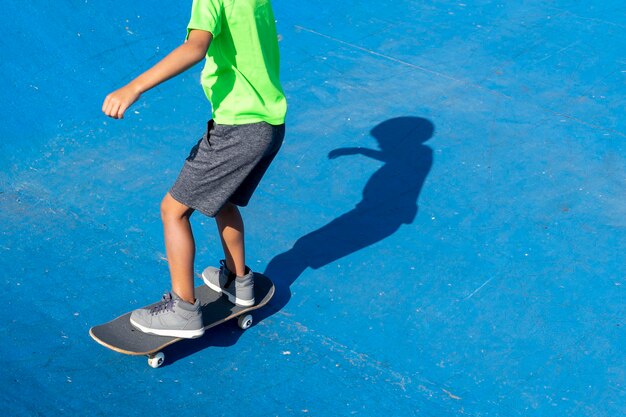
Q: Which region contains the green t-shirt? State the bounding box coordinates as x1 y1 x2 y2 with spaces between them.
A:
187 0 287 125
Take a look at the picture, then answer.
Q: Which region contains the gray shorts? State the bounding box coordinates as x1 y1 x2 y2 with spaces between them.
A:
169 120 285 217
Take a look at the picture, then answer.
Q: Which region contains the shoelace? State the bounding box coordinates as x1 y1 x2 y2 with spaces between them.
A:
149 292 175 315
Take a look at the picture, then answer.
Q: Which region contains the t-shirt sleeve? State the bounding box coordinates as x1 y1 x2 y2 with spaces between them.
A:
187 0 222 39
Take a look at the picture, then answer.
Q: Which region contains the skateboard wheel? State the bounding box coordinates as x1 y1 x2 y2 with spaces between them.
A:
238 314 253 330
148 352 165 368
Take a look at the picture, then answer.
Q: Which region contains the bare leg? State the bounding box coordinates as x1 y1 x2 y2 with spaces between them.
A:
161 193 196 303
215 202 246 276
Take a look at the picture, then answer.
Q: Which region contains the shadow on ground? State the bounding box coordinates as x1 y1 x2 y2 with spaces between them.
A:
165 116 435 365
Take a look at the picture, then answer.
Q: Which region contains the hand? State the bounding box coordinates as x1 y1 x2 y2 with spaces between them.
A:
102 84 141 119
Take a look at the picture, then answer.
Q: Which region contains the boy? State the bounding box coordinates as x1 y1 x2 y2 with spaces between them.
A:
102 0 287 338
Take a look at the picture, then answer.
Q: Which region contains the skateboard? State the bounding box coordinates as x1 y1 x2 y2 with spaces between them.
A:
89 273 274 368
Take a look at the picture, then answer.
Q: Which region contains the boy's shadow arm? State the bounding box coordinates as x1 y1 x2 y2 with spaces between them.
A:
328 147 386 162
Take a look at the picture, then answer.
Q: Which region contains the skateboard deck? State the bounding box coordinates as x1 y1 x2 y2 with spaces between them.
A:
89 273 274 367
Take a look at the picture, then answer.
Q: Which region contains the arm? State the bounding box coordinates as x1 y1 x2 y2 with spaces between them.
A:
102 29 213 119
328 147 385 162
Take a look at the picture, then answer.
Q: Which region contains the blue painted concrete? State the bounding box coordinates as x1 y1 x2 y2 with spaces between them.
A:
1 1 624 416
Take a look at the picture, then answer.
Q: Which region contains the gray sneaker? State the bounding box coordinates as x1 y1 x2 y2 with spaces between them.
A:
202 260 255 307
129 292 204 339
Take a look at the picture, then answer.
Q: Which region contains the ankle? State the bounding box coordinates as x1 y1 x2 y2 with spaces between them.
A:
223 259 247 277
172 290 196 305
236 267 252 279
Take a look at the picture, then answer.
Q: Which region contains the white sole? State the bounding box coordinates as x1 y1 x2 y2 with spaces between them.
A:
130 318 204 339
202 270 255 307
202 270 223 294
225 292 255 307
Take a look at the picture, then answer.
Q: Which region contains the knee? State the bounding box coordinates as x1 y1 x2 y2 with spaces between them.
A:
160 194 191 223
160 197 175 222
216 202 238 218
